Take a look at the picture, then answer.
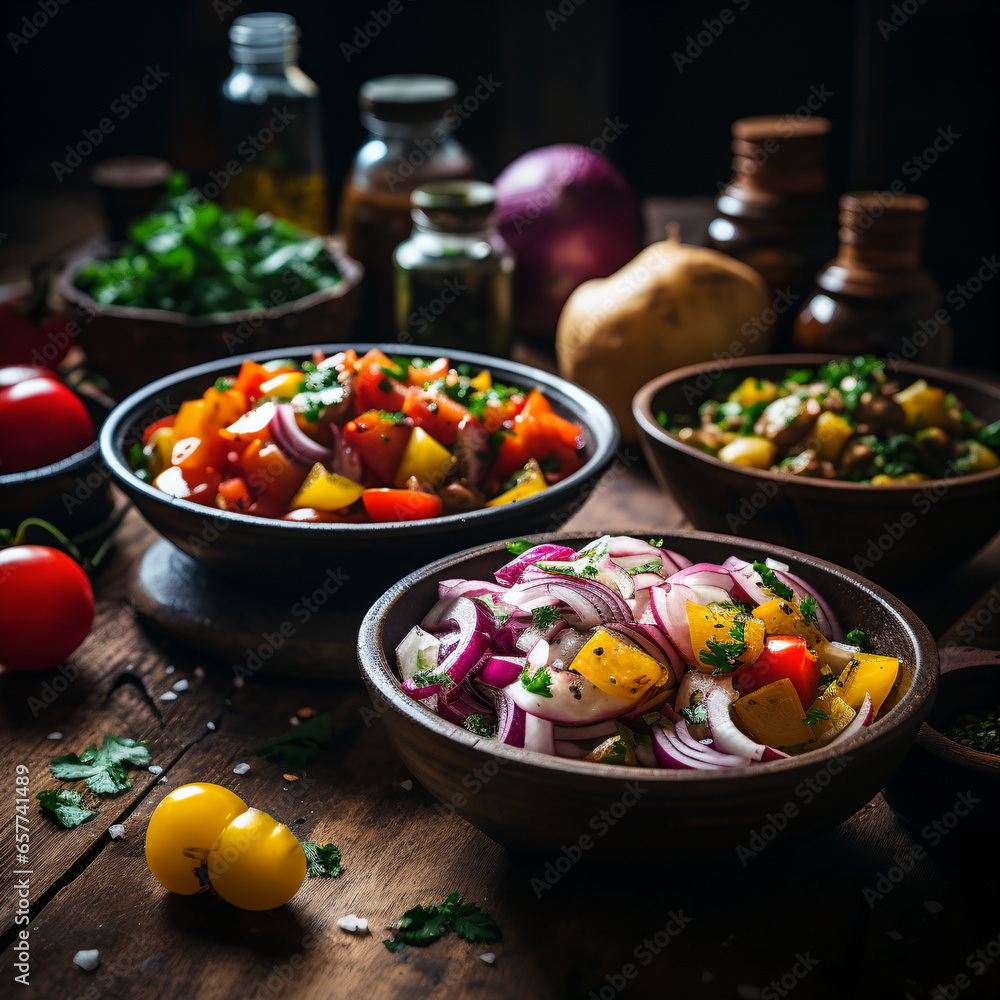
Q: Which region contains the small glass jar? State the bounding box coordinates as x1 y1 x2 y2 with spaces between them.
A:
340 75 486 338
393 181 514 357
220 12 327 233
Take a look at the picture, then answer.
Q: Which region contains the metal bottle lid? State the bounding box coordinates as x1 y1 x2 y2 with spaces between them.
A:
359 75 459 123
410 181 496 233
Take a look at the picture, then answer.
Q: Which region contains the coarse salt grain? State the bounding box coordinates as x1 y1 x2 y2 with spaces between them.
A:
160 691 178 701
337 915 369 934
165 665 175 674
194 666 205 679
108 825 125 840
233 763 250 775
206 721 216 731
288 716 300 726
148 766 163 775
172 679 189 692
479 953 496 965
73 950 100 972
47 732 63 740
234 677 245 689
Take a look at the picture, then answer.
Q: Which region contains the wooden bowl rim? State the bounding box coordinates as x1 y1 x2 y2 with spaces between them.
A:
98 343 620 538
57 235 363 327
358 527 939 784
632 353 1000 494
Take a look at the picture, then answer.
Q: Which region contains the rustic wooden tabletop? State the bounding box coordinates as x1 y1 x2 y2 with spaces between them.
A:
2 452 999 1000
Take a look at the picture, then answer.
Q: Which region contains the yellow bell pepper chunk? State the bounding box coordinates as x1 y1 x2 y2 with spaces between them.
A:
728 377 779 408
828 652 899 715
732 677 814 748
570 628 670 701
718 436 777 469
290 463 364 511
813 411 854 463
958 441 1000 473
805 691 856 740
871 473 928 485
470 370 492 392
259 371 305 400
686 602 764 673
394 427 454 488
146 427 175 478
753 598 827 649
485 459 548 507
894 380 951 429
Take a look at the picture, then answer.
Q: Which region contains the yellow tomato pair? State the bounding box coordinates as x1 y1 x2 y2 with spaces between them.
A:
145 783 306 911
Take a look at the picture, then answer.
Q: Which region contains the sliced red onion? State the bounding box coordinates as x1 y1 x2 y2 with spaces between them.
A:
404 597 491 702
816 641 859 674
523 712 556 755
439 579 507 601
666 563 735 594
770 566 840 639
553 719 619 740
437 686 491 725
722 557 771 605
645 583 696 665
828 693 874 747
652 724 733 770
704 687 789 762
454 415 489 487
633 735 658 767
555 740 588 759
632 572 666 592
478 686 526 747
526 638 550 669
270 402 335 467
396 626 441 683
673 719 749 765
326 422 363 482
494 544 578 586
478 655 524 688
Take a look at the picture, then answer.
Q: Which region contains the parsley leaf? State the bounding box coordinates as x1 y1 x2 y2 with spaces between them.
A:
844 628 870 652
699 639 745 673
36 789 97 829
802 708 830 726
520 665 554 697
379 360 410 383
129 442 152 482
531 605 562 630
252 713 332 770
466 383 522 422
506 539 534 556
799 596 819 626
462 714 497 738
214 376 236 392
49 736 152 794
384 893 500 951
302 841 343 878
752 561 795 601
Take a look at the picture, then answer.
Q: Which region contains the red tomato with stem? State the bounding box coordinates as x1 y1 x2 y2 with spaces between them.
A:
0 376 95 473
735 635 821 708
0 546 94 671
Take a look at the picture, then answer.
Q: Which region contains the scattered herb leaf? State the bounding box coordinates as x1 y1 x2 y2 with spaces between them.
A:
252 713 333 770
530 605 562 630
49 735 152 794
36 789 96 829
752 561 795 601
384 893 500 951
302 841 343 878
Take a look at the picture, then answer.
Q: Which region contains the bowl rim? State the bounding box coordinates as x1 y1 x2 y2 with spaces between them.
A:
58 235 363 328
98 343 620 536
358 527 939 782
632 353 1000 493
0 392 110 486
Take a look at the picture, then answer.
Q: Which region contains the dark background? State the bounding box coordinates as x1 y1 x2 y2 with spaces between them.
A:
0 0 996 367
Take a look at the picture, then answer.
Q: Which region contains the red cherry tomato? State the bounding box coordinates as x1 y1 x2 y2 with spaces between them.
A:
0 364 58 390
0 376 95 474
0 546 94 671
362 488 443 522
736 635 821 708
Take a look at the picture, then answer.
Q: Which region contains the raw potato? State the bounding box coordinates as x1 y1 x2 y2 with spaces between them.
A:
556 231 772 441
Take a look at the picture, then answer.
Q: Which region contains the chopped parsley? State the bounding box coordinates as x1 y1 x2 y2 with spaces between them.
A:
466 383 522 422
944 705 1000 754
648 538 664 547
214 376 236 392
752 561 795 601
531 605 562 630
252 713 332 770
979 419 1000 450
520 665 554 697
462 714 497 738
383 893 500 951
656 411 668 427
129 442 152 482
678 693 708 726
379 359 410 382
302 841 343 878
506 539 534 556
49 735 152 794
799 596 819 626
36 789 96 829
295 366 348 422
699 615 750 673
844 628 869 651
802 708 830 726
625 559 663 576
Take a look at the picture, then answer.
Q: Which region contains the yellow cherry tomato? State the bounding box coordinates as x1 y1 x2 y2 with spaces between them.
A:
207 807 307 911
145 783 248 895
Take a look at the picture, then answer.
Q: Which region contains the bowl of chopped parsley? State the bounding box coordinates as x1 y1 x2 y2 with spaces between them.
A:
59 174 362 397
633 355 1000 581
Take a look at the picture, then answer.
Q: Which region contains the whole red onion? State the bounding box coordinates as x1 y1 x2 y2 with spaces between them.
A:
494 144 644 341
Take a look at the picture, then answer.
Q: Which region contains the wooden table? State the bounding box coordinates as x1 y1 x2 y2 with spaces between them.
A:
2 454 1000 1000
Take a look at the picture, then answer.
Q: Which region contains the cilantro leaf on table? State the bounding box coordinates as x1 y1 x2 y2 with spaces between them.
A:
49 735 152 794
302 841 343 878
36 789 96 829
252 713 333 770
752 561 795 601
384 893 500 951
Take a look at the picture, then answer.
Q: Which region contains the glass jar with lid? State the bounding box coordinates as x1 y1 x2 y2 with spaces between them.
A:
393 181 513 357
220 12 327 233
340 75 486 338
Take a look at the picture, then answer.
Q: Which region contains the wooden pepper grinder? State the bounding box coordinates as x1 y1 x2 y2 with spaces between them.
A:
707 115 837 348
792 192 952 366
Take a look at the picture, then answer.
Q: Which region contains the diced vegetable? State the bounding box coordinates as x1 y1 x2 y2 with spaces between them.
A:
485 459 548 507
290 465 364 511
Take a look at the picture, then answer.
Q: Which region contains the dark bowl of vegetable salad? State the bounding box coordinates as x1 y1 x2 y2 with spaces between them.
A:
99 343 619 596
633 355 1000 581
357 529 937 856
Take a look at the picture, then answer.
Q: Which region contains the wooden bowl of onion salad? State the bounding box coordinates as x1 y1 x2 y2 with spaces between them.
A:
358 530 937 856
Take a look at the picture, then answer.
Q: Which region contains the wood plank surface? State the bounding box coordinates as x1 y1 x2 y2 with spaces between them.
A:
3 460 1000 1000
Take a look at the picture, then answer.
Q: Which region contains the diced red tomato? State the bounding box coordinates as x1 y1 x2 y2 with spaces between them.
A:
233 361 275 403
407 357 450 386
217 476 253 513
489 388 583 485
735 635 821 709
240 439 307 506
354 349 409 414
402 388 472 446
141 416 175 446
152 466 221 507
343 410 412 485
362 488 443 522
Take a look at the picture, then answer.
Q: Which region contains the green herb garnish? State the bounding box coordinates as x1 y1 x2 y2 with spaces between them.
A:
36 789 97 829
752 561 795 601
49 735 152 795
802 708 830 726
520 665 554 697
214 376 236 392
384 893 500 951
252 713 333 770
531 606 562 630
943 705 1000 754
506 539 534 556
678 692 708 727
799 596 819 626
462 714 497 738
302 841 343 878
844 629 869 651
129 443 152 482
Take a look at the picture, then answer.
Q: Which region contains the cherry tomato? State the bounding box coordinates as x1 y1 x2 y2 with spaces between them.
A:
344 410 412 484
402 389 472 446
736 635 821 708
145 783 248 895
362 488 443 521
206 807 307 911
0 363 58 390
152 465 221 507
0 546 94 671
0 377 95 473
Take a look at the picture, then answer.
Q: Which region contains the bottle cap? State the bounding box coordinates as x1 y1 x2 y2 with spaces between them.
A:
838 191 928 268
410 181 496 232
728 115 831 196
360 75 459 123
229 12 299 64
